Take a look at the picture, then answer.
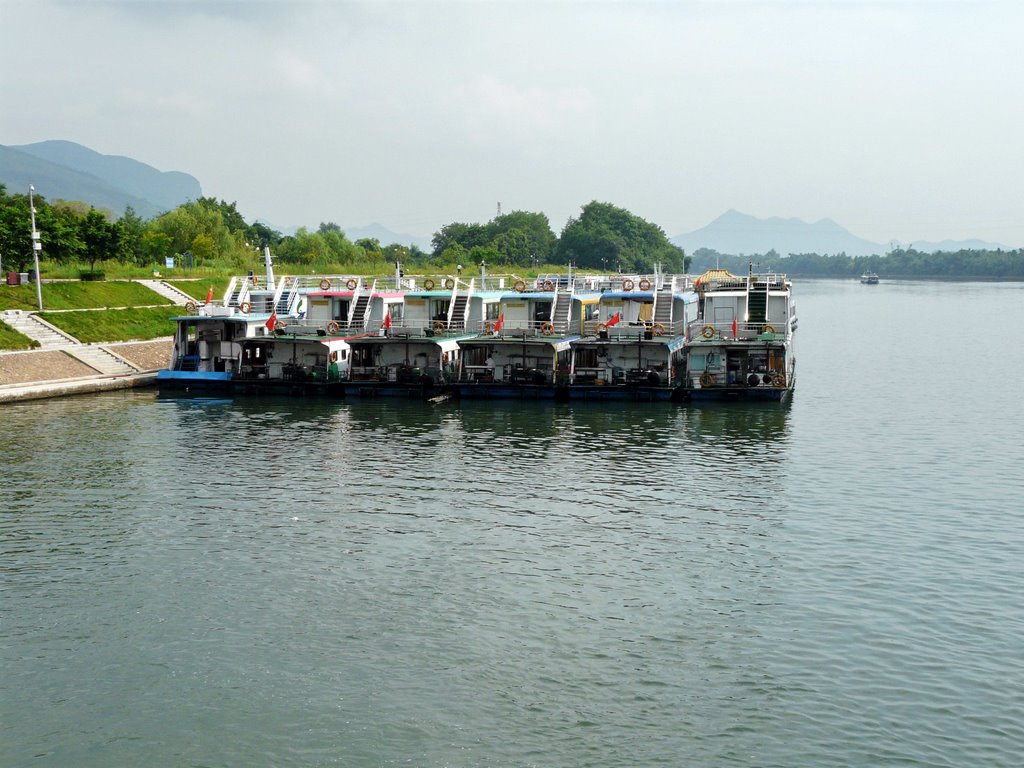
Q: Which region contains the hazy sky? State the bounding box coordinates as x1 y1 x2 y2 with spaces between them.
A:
2 0 1022 246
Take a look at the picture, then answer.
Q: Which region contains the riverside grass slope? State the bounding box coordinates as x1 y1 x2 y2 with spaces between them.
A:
1 280 178 348
0 281 173 311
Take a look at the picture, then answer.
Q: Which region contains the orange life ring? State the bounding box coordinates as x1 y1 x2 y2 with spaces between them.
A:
639 278 652 291
771 372 785 387
701 325 715 339
484 321 495 334
700 371 715 388
432 320 446 333
238 301 251 314
596 322 608 333
251 275 259 287
319 278 332 290
540 321 555 336
513 279 526 293
762 324 776 335
424 278 435 291
345 278 357 290
184 301 198 315
543 279 555 291
444 277 456 290
622 279 634 291
652 322 666 336
326 321 341 334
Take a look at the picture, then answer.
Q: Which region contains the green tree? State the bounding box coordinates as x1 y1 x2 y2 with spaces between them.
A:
79 209 120 272
117 206 148 265
556 201 688 272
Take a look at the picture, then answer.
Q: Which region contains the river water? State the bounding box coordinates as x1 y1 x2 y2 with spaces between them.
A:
2 279 1022 767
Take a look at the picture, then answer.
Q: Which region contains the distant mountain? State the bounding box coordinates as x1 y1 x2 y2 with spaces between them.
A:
672 209 1009 257
344 222 431 251
0 140 201 219
671 209 884 257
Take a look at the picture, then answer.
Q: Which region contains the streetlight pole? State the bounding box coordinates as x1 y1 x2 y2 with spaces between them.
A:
28 184 43 310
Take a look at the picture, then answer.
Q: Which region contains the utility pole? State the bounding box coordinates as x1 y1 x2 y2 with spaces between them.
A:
29 184 43 310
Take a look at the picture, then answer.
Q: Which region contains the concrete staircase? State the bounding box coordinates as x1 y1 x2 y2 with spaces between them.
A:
138 279 194 305
2 310 79 348
64 345 140 375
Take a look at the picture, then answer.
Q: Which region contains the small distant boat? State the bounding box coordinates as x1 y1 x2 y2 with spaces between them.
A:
860 272 880 284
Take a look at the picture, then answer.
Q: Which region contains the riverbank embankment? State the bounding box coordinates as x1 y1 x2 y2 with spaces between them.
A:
0 339 171 403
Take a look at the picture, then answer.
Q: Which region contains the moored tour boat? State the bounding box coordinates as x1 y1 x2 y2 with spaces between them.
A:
565 274 698 401
682 267 797 401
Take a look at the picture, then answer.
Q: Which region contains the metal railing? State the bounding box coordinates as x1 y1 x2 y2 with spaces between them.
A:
686 320 787 341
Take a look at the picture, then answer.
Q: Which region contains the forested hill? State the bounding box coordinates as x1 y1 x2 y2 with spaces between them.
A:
689 248 1024 280
0 141 200 219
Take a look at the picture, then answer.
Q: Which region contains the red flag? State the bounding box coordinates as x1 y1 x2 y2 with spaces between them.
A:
606 311 621 327
383 313 392 330
205 286 214 305
266 311 277 331
732 316 738 337
493 314 504 332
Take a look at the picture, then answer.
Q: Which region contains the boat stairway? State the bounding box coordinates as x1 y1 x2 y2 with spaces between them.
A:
551 289 571 330
653 287 673 325
349 295 371 328
747 288 768 324
448 295 469 330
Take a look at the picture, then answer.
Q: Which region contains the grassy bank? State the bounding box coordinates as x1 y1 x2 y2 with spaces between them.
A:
39 307 181 343
164 279 233 302
0 281 172 312
0 320 40 350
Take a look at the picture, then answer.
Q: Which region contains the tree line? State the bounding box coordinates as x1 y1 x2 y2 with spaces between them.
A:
0 187 688 276
689 247 1024 279
2 183 1018 278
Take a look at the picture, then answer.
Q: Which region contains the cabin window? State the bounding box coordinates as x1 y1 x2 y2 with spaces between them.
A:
584 304 599 321
432 300 451 321
576 348 598 368
485 304 500 321
533 302 552 322
465 347 489 366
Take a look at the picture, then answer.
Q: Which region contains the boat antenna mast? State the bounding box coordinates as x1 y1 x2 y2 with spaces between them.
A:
264 245 276 290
